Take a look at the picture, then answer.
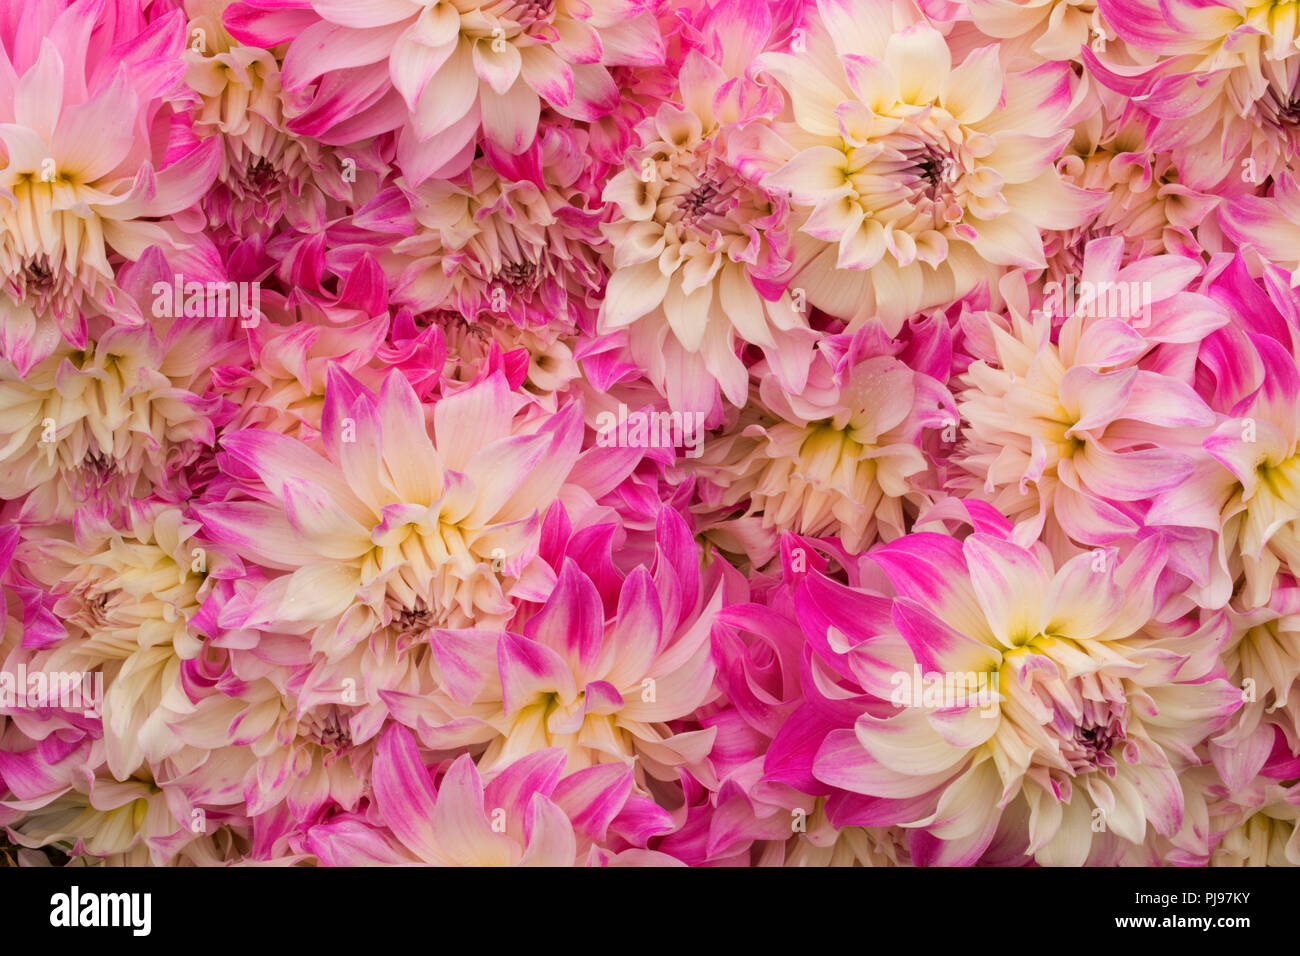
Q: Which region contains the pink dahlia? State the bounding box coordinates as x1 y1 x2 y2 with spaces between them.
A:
198 368 583 646
758 0 1104 331
693 324 954 551
226 0 665 183
0 0 220 374
1087 0 1300 189
383 509 723 784
805 532 1240 864
953 238 1224 547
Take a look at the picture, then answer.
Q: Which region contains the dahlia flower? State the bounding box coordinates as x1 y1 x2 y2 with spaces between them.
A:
1210 778 1300 865
6 504 232 780
384 509 723 783
693 324 954 551
1222 172 1300 282
4 0 1300 874
1086 0 1300 189
1209 587 1300 792
953 238 1223 547
0 524 62 655
807 532 1241 865
1047 109 1216 282
384 126 606 330
0 250 239 521
309 725 675 864
758 0 1104 332
183 0 356 235
215 312 394 440
1149 317 1300 609
198 368 583 647
773 802 910 866
963 0 1107 63
209 250 448 441
226 0 664 183
0 730 197 865
0 0 220 374
599 1 815 411
165 672 374 820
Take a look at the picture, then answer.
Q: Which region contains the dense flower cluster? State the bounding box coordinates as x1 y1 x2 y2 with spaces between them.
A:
2 0 1299 867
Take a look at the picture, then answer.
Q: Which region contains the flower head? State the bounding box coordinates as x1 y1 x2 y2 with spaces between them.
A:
0 0 220 373
759 0 1104 331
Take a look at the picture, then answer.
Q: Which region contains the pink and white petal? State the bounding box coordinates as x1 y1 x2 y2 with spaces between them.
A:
551 63 619 120
916 756 1003 840
196 501 324 569
1042 550 1125 641
497 633 579 717
518 793 577 866
968 213 1046 268
601 260 670 329
378 372 442 504
50 69 135 181
281 21 400 91
432 754 518 866
869 533 994 643
963 534 1049 648
582 680 625 715
396 108 478 184
940 45 1002 124
765 146 854 205
429 629 501 706
306 818 412 865
281 477 372 559
883 23 950 104
479 80 540 154
1072 442 1192 500
523 559 605 675
891 597 1002 674
813 727 958 799
1058 366 1136 434
1122 371 1215 427
311 0 418 28
390 33 457 111
411 37 479 139
13 40 63 143
552 763 634 842
433 371 514 472
264 562 361 624
373 724 443 863
854 706 975 778
220 429 364 518
595 13 666 67
472 37 523 95
842 54 899 114
600 566 664 688
551 18 603 64
483 749 568 822
519 44 574 108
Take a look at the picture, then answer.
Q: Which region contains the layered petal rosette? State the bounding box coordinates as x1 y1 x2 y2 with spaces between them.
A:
598 1 815 412
307 725 677 864
198 367 583 647
1148 258 1300 609
758 0 1104 331
953 238 1224 547
693 323 954 551
0 0 220 374
183 0 358 236
226 0 664 183
805 532 1241 865
1086 0 1300 189
384 509 723 784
